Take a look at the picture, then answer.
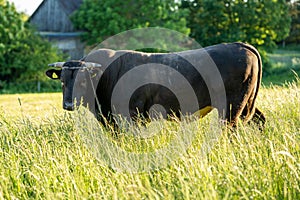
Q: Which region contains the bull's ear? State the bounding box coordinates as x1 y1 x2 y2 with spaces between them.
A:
46 69 61 80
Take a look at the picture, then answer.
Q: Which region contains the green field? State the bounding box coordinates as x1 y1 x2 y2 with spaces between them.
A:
0 48 300 199
0 80 299 199
264 47 300 86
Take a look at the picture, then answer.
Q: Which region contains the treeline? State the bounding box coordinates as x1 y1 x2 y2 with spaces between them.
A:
0 0 64 93
286 0 300 44
72 0 295 50
0 0 299 93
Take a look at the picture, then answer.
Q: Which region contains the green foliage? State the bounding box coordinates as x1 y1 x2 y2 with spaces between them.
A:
72 0 291 72
286 0 300 44
183 0 291 50
0 0 64 91
71 0 190 46
181 0 291 72
0 0 296 93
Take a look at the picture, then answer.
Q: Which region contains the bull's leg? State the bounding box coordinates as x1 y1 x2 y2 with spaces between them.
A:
225 102 245 127
240 82 266 129
238 97 266 131
253 108 265 124
252 108 266 129
215 97 242 127
241 105 265 131
240 95 257 124
225 80 257 127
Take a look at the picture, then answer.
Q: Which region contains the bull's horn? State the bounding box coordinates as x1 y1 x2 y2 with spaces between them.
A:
84 62 102 68
48 62 65 68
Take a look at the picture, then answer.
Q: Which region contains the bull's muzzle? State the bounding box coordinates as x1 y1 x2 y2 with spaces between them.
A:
63 102 74 111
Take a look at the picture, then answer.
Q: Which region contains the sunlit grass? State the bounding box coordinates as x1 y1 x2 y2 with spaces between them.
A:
0 81 299 199
0 93 63 119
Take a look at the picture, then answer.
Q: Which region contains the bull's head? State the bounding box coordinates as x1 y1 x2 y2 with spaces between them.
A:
46 61 102 111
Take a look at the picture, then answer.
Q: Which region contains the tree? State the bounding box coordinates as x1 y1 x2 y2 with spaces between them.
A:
0 0 64 91
71 0 190 47
182 0 291 50
286 0 300 44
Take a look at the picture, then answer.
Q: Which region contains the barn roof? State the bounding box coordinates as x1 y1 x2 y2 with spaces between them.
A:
29 0 83 32
30 0 82 20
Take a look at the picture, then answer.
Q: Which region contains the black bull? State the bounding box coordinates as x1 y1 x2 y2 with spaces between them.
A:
46 42 266 127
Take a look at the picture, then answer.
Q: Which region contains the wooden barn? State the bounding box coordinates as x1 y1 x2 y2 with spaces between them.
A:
29 0 85 60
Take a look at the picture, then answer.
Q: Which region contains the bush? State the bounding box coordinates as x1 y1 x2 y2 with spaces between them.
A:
0 0 65 93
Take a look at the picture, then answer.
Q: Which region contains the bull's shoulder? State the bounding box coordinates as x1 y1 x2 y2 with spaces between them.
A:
83 48 116 63
83 48 132 68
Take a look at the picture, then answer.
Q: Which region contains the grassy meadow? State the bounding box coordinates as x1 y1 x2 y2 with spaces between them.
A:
264 47 300 86
0 49 300 199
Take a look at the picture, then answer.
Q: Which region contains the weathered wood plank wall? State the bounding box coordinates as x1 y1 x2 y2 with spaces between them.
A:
30 0 76 32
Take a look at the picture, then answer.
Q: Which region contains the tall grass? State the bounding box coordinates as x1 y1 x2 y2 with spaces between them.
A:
0 81 299 199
